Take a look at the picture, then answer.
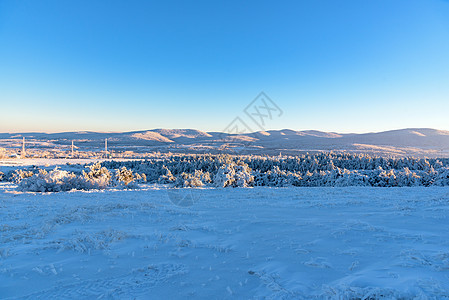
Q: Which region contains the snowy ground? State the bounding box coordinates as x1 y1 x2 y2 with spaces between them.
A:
1 185 449 299
0 158 141 167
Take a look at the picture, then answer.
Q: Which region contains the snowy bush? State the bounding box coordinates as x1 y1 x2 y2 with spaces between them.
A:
175 170 211 187
81 163 112 189
396 168 422 186
16 163 147 192
158 166 176 184
113 166 146 189
214 161 253 187
175 172 204 187
17 169 83 192
334 169 369 187
433 167 449 186
12 169 34 183
253 166 302 187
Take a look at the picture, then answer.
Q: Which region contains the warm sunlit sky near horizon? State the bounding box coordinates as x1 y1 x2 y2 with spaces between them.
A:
1 0 449 134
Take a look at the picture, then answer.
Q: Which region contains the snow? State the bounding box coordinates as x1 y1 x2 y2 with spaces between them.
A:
131 132 174 143
1 185 449 299
0 158 142 167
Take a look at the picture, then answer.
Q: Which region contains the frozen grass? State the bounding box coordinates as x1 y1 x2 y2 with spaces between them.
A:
1 185 449 299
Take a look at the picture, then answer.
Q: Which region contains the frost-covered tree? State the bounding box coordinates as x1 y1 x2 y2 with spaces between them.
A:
175 172 204 187
114 166 146 188
214 161 253 187
158 166 176 184
82 163 112 189
434 167 449 186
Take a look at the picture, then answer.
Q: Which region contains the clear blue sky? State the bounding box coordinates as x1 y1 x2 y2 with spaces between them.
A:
1 0 449 133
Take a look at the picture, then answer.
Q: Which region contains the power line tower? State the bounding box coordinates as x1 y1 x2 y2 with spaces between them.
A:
22 137 26 158
105 138 109 158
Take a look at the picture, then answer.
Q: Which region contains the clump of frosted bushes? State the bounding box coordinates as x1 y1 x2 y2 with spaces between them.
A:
17 163 146 192
12 169 35 183
175 170 212 187
157 161 253 188
7 153 449 191
213 161 253 187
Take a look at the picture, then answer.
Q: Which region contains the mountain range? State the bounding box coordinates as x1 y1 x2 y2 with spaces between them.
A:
1 128 449 157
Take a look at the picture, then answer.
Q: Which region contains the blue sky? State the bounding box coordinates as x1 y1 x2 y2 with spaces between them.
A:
1 0 449 133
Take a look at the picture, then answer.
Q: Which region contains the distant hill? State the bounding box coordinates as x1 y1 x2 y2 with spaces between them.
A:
1 128 449 157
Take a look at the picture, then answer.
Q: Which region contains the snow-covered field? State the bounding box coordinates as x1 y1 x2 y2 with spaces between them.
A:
0 158 141 167
1 185 449 299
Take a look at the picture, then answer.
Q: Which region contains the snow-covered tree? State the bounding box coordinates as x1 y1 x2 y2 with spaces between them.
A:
158 166 176 184
214 161 253 187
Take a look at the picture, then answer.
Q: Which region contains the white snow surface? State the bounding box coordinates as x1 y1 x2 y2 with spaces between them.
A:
0 158 141 167
1 185 449 299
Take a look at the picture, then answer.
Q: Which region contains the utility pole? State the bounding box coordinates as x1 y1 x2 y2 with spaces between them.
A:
22 137 26 158
71 140 74 158
105 138 108 157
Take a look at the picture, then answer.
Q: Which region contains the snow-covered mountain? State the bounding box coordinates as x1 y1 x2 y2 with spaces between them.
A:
1 128 449 157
